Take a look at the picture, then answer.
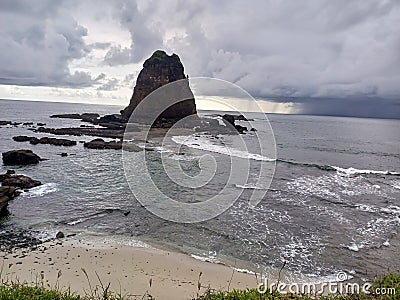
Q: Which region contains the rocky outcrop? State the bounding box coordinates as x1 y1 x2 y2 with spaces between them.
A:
84 138 122 150
222 114 248 134
50 113 100 123
1 174 41 189
0 170 42 216
50 113 82 119
0 186 18 215
2 150 42 165
120 50 197 125
1 169 41 189
13 136 77 147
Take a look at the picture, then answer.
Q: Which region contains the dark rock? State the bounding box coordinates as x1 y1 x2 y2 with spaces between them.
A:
0 186 18 216
123 211 130 216
0 171 42 189
81 113 100 123
120 50 197 125
13 136 77 146
97 114 125 124
235 124 248 134
35 137 77 147
37 123 46 126
250 128 257 132
2 150 42 165
0 121 12 126
55 231 65 239
222 114 248 134
222 114 235 126
13 136 31 142
60 152 68 157
50 113 81 119
84 138 122 150
23 122 34 126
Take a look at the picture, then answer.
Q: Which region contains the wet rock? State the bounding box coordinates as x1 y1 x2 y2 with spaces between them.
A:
60 152 68 157
0 186 18 216
13 135 77 146
50 113 82 119
0 120 12 126
12 136 31 142
81 113 100 123
0 226 43 252
2 149 42 165
222 114 248 134
37 122 46 126
235 124 248 134
0 171 41 189
84 138 122 150
23 122 34 126
222 114 235 126
55 231 65 239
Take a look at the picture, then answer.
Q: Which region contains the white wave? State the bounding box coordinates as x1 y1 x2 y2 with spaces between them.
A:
333 166 399 176
380 205 400 215
191 253 220 264
346 243 365 252
233 267 256 275
391 180 400 190
21 183 58 197
172 135 275 162
383 240 390 247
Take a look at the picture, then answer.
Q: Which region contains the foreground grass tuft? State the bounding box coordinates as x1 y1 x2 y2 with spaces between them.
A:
0 272 398 299
0 283 81 300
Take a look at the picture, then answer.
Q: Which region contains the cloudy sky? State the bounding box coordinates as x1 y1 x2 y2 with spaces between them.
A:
0 0 399 118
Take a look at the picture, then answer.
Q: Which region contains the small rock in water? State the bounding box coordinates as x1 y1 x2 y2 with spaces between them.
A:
60 153 68 157
56 231 65 239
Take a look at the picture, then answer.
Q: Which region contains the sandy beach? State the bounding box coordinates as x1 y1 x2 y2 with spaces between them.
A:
0 239 258 300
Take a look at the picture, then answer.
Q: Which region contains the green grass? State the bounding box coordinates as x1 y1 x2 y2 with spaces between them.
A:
0 272 398 299
195 271 400 300
0 284 81 300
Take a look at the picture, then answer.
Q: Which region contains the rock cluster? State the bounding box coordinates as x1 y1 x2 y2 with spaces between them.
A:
84 138 122 150
13 136 77 146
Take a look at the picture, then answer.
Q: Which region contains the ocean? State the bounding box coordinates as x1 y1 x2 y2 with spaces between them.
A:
0 99 399 282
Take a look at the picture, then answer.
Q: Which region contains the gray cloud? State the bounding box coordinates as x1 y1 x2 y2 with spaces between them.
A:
97 78 120 91
106 0 400 117
0 0 97 87
0 0 399 118
103 46 131 66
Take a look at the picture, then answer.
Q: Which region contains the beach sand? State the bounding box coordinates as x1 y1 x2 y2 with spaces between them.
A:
0 239 258 299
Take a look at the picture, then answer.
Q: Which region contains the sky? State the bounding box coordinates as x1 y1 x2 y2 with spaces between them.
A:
0 0 399 118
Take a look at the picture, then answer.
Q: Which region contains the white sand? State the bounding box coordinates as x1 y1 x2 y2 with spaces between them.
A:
1 240 259 300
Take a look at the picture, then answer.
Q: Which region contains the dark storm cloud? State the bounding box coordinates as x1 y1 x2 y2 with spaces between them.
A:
0 0 97 87
107 0 400 118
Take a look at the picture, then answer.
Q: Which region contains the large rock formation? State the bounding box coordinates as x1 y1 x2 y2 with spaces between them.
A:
2 150 42 165
120 50 197 124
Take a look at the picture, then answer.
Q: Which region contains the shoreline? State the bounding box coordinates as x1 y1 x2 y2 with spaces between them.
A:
0 238 259 300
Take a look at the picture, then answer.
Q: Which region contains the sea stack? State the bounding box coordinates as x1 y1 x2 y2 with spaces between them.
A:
120 50 197 125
